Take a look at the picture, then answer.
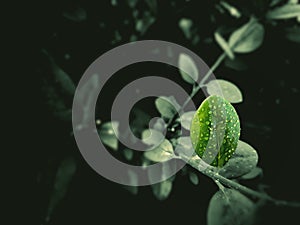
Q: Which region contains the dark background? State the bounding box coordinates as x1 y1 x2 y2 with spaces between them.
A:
18 0 300 224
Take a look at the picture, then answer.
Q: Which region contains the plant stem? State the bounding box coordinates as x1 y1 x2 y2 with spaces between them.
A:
167 52 227 128
179 153 300 207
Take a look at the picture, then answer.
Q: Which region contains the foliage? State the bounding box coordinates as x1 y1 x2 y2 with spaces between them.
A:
40 0 300 224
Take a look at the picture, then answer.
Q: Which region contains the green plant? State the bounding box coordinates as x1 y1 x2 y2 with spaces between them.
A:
40 0 300 224
96 1 300 223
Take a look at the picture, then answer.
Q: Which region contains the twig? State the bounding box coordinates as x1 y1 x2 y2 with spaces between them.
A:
167 52 227 128
179 153 300 207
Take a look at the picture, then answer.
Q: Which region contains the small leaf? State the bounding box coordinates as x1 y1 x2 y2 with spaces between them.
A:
178 53 199 84
46 157 76 222
207 188 256 225
214 32 235 59
241 167 263 180
179 18 193 39
180 111 196 130
188 171 199 185
225 57 248 71
145 0 157 13
229 19 265 53
151 179 173 200
286 27 300 43
206 79 243 103
190 96 240 167
142 129 165 146
144 139 174 162
219 140 259 178
220 1 241 18
176 136 195 156
266 4 300 20
123 169 138 195
123 148 134 161
155 96 180 119
99 121 119 151
76 73 101 128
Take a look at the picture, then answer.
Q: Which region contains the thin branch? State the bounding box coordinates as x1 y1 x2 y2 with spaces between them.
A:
179 153 300 207
167 52 227 128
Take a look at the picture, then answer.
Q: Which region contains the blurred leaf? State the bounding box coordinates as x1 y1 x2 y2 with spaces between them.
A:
179 18 193 39
220 1 241 18
225 57 248 71
151 179 173 200
142 129 165 146
41 50 72 121
62 6 87 22
219 140 259 178
46 157 76 222
214 32 235 59
76 73 101 127
188 171 199 185
144 139 174 162
266 4 300 19
127 0 138 8
42 49 75 96
207 188 256 225
190 96 240 167
155 96 180 119
229 19 265 53
123 148 134 161
152 118 166 133
148 155 176 200
270 0 284 7
99 121 119 151
42 84 72 121
241 167 263 180
130 108 151 137
178 53 199 84
123 169 138 195
135 12 155 35
206 79 243 103
180 111 196 130
145 0 157 13
286 27 300 43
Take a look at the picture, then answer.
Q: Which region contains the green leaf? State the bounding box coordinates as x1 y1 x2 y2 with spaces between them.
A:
190 95 240 167
205 79 243 103
188 171 199 185
220 1 241 18
178 53 199 84
46 157 76 222
207 188 256 225
145 0 158 13
225 57 248 71
144 139 174 162
42 49 75 96
142 129 165 146
76 73 101 127
241 167 263 180
266 4 300 20
151 179 173 200
214 32 235 59
123 169 138 195
219 140 259 178
179 18 193 39
99 121 119 151
155 96 180 119
229 19 265 53
286 27 300 43
180 111 196 130
123 148 134 161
